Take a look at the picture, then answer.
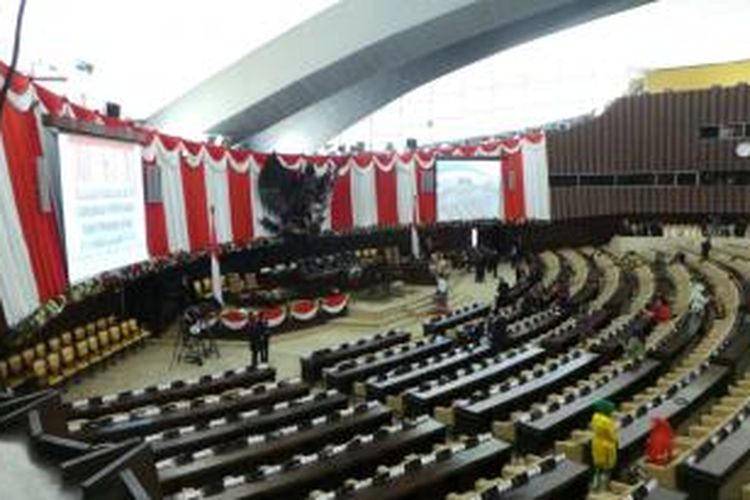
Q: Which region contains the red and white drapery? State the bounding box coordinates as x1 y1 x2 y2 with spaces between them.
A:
0 63 549 327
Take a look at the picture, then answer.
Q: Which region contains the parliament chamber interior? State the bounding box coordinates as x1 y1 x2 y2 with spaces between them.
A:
3 1 750 499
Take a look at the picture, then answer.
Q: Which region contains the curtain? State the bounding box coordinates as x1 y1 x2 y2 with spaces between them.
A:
227 167 253 244
396 158 416 224
143 161 169 257
415 165 436 224
351 164 378 228
522 139 551 220
0 133 40 324
157 144 190 253
180 157 210 251
331 166 353 231
375 165 398 227
203 163 233 244
1 105 67 300
502 150 526 222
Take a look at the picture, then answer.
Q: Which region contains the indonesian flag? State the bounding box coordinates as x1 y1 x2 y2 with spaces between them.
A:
209 206 223 305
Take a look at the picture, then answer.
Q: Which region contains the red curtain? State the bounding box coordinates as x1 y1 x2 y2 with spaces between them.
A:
180 158 210 251
415 166 436 224
331 167 353 231
228 168 253 244
1 106 67 298
143 162 169 257
502 151 526 222
375 166 398 227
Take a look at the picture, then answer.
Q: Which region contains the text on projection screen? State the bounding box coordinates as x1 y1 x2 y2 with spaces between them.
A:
436 158 501 222
58 133 149 283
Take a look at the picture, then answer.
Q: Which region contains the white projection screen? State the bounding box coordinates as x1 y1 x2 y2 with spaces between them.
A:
436 157 502 222
58 133 149 283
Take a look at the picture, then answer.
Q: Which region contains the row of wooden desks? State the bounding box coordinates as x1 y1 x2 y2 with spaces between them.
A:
151 392 349 459
404 346 546 418
205 418 447 499
324 336 453 393
74 381 310 443
455 351 601 434
515 359 661 454
300 331 409 383
159 404 393 494
365 343 492 400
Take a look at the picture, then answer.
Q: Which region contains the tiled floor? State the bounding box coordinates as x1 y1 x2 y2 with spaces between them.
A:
62 267 508 402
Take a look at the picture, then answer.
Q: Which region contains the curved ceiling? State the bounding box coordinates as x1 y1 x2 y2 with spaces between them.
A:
148 0 653 151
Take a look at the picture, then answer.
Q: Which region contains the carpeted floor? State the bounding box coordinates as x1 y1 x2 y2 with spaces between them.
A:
61 267 509 401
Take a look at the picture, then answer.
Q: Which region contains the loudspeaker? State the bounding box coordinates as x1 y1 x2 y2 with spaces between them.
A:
406 138 418 150
105 102 121 118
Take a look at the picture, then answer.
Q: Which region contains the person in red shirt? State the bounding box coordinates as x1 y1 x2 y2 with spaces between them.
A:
647 296 672 323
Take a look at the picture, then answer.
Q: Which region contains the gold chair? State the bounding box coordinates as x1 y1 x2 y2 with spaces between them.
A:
46 352 62 386
35 342 47 359
74 340 89 370
74 327 87 342
61 347 77 378
8 355 24 387
87 336 101 364
109 326 122 350
98 330 112 357
48 337 61 354
32 359 48 387
85 322 97 338
61 331 73 347
107 314 117 326
96 318 108 331
21 348 36 374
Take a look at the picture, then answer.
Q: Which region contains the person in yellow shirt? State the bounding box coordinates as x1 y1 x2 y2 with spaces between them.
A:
590 399 618 491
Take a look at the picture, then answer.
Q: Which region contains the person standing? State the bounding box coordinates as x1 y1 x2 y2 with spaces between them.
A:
590 399 618 492
258 316 270 364
701 237 712 260
248 316 261 367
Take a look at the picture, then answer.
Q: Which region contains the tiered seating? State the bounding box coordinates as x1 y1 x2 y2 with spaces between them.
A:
324 335 453 393
69 378 311 443
172 416 447 499
308 434 512 500
674 373 750 499
148 390 349 459
446 454 590 500
402 344 547 418
300 330 410 383
440 349 601 433
540 250 563 290
423 302 491 336
362 341 493 401
0 316 150 390
65 365 275 420
556 252 740 468
158 401 393 494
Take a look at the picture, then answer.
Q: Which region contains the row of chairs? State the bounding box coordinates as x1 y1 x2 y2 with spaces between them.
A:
0 317 149 389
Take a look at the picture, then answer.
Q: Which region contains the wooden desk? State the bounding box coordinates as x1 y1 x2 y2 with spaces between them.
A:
300 331 409 382
206 418 447 499
66 366 275 420
349 439 512 500
77 382 310 443
455 352 600 434
404 346 546 417
159 405 393 494
324 336 453 393
499 459 589 500
516 359 661 454
365 344 493 400
423 304 491 336
151 393 349 459
614 364 728 465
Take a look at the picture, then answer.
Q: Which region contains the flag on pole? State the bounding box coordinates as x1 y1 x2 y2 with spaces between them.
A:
411 194 421 259
209 206 224 305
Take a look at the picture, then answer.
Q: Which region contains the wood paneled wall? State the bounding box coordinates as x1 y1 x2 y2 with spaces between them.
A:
547 85 750 174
